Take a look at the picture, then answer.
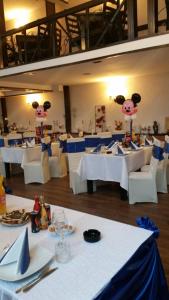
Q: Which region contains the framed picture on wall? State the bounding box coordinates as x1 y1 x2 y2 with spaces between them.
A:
95 105 106 132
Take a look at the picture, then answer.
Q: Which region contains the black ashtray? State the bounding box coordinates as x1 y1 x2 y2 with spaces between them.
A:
83 229 101 243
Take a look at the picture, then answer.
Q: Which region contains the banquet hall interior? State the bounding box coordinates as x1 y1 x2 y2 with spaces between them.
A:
0 0 169 298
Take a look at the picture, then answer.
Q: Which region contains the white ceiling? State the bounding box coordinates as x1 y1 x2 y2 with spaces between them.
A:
1 45 169 95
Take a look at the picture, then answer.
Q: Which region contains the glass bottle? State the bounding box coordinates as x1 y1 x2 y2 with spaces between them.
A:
33 195 40 212
39 195 48 229
0 175 6 215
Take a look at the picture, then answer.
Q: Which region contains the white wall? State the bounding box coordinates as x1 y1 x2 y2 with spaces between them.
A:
5 72 169 134
6 90 65 132
70 72 169 133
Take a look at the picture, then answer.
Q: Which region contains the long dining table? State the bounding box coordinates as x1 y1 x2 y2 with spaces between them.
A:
0 146 41 177
0 195 168 300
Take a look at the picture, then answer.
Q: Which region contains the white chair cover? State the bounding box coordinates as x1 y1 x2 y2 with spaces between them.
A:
23 150 50 184
49 143 67 178
67 138 87 194
141 138 168 193
129 156 159 204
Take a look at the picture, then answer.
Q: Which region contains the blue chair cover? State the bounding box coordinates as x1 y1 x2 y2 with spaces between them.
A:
59 140 67 153
8 139 22 146
152 145 164 161
94 236 169 300
0 139 4 147
164 142 169 154
112 134 125 142
100 137 112 146
85 137 101 148
136 216 159 239
67 141 85 153
41 142 52 156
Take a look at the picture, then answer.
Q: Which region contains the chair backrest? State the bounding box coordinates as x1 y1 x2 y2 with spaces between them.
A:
41 150 49 165
65 14 81 44
149 156 159 177
51 142 62 157
7 133 22 146
67 138 85 153
0 136 4 147
84 135 101 148
97 132 112 146
103 0 119 13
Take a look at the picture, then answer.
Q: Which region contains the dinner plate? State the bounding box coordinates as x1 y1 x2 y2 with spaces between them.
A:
1 219 29 227
0 246 53 281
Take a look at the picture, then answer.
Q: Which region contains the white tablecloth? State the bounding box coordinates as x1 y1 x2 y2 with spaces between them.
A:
0 195 152 300
0 146 41 168
77 150 145 191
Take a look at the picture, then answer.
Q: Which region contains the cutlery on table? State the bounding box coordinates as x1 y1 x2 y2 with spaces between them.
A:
15 267 58 293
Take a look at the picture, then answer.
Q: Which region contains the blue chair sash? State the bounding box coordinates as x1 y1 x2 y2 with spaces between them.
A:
41 142 52 156
59 140 67 153
85 137 101 147
94 236 169 300
0 139 4 147
8 139 22 146
164 142 169 154
67 141 85 153
112 134 125 142
152 145 164 161
100 137 112 146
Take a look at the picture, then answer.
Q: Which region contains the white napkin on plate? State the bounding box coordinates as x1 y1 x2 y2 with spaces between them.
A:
145 138 153 146
130 141 140 150
27 138 35 148
116 144 125 155
0 228 30 274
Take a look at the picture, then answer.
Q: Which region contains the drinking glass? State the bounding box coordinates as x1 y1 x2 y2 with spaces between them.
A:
55 240 71 263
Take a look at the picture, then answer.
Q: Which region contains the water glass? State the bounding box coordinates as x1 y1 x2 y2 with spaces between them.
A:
55 240 71 263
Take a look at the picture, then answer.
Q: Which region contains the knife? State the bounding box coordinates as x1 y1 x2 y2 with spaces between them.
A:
15 267 58 293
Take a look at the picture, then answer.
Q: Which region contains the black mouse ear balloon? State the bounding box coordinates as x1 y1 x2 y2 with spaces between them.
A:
114 95 126 105
43 101 51 111
32 101 39 109
131 93 141 105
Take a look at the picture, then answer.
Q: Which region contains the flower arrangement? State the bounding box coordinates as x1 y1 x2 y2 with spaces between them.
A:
115 120 123 130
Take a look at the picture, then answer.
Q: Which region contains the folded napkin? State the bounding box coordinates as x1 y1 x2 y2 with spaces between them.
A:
116 144 125 155
0 228 30 274
145 138 153 146
107 140 115 149
27 138 35 148
22 142 27 148
130 141 140 150
92 143 104 153
136 216 159 239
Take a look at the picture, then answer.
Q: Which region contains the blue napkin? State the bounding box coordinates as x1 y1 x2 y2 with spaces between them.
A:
136 216 159 239
107 140 115 149
92 144 104 153
0 228 30 274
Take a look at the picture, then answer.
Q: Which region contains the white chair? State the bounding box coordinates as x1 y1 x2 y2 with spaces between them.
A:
141 139 168 193
129 156 159 205
67 138 87 194
23 150 50 184
49 143 67 178
6 133 22 146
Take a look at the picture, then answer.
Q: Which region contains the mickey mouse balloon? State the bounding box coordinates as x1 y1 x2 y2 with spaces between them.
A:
114 93 141 120
32 101 51 122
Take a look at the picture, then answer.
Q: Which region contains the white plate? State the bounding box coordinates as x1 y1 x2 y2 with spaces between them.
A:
1 220 29 227
0 246 53 281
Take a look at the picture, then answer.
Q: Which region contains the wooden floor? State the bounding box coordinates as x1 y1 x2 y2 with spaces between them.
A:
6 173 169 285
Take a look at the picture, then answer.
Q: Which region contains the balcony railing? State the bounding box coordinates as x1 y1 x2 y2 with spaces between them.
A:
0 0 168 69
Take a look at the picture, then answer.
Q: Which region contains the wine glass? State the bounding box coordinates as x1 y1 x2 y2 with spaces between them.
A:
54 209 67 243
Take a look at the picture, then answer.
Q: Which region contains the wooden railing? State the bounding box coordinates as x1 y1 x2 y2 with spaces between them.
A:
0 0 168 68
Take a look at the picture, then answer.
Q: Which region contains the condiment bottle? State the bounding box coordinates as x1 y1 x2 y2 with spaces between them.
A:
0 175 6 215
33 195 40 212
39 195 48 229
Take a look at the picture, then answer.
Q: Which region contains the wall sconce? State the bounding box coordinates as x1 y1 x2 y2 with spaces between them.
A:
106 76 128 100
6 9 30 28
26 93 42 105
